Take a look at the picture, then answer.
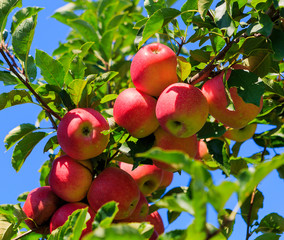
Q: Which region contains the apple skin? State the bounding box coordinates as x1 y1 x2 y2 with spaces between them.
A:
201 70 263 129
57 108 110 160
146 210 164 235
49 155 93 202
113 88 159 138
223 123 257 142
118 191 149 222
195 139 211 161
87 167 140 220
152 126 198 171
156 82 209 138
159 169 174 189
149 230 159 240
119 162 164 196
130 42 178 97
50 202 95 239
22 186 63 234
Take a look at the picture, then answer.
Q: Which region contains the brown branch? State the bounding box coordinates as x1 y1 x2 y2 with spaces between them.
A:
12 230 33 240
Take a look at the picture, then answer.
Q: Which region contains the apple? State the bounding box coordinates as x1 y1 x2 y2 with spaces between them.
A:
113 88 159 138
201 69 263 129
223 123 257 142
152 126 198 171
119 191 149 222
195 139 211 161
57 108 110 161
159 169 174 189
50 202 95 238
87 166 140 220
119 162 164 196
49 155 93 202
22 186 63 234
149 230 159 240
130 42 178 97
156 82 209 138
146 210 164 235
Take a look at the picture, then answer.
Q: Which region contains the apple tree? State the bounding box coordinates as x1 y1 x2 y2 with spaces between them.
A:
0 0 284 239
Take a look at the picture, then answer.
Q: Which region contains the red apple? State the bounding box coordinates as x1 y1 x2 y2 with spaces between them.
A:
87 167 140 220
130 42 178 97
146 210 164 235
149 230 159 240
156 82 209 138
159 169 174 189
223 123 257 142
152 126 198 171
57 108 110 160
49 155 93 202
119 162 163 196
201 70 263 129
50 202 95 239
113 88 159 138
22 186 63 234
195 139 211 161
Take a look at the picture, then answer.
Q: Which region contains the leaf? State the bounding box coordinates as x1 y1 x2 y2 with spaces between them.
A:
159 229 187 240
181 0 198 25
88 71 119 89
253 126 284 148
12 14 38 63
190 49 211 63
144 0 166 16
177 56 191 81
214 1 235 36
100 94 118 104
43 135 59 153
4 123 37 150
0 0 22 36
138 8 181 48
35 49 65 88
12 131 48 172
262 78 284 96
269 28 284 61
197 121 226 139
228 69 265 107
247 12 273 37
39 160 51 187
93 201 119 229
26 55 37 81
100 29 115 61
0 220 15 240
0 71 19 85
218 209 235 239
0 90 33 110
256 213 284 234
198 0 214 20
254 233 281 240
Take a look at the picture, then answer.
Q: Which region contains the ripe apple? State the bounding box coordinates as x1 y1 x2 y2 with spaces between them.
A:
50 202 95 238
159 169 174 189
146 210 164 235
57 108 110 160
87 166 140 220
22 186 63 234
156 82 209 138
195 139 211 161
152 126 198 171
223 123 257 142
149 230 159 240
119 191 149 222
49 155 93 202
130 42 178 97
201 70 263 129
119 162 164 196
113 88 159 138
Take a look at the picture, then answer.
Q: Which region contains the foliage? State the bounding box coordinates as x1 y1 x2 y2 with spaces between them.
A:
0 0 283 239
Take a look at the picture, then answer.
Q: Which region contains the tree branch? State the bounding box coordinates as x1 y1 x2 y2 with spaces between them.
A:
12 230 33 240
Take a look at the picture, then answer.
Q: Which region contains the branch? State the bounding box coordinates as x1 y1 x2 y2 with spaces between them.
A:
12 230 33 240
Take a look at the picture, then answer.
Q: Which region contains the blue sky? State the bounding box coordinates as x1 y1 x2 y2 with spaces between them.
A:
0 1 283 240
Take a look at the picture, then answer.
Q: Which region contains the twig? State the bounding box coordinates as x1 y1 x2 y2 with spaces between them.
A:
176 37 185 56
12 230 33 240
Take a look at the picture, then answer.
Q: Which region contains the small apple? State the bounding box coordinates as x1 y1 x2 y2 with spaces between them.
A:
57 108 110 161
159 170 174 189
113 88 159 138
195 139 211 161
119 162 164 196
156 82 209 138
223 123 257 142
149 230 159 240
201 70 263 129
50 202 95 239
22 186 63 234
152 126 198 171
146 210 164 235
49 155 93 202
130 42 178 97
87 167 140 220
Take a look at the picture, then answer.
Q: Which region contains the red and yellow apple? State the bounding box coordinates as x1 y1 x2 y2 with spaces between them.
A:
57 108 110 160
159 170 174 189
146 210 164 235
130 42 178 97
156 83 209 138
87 167 140 220
195 139 211 161
49 155 93 202
223 123 257 142
113 88 159 138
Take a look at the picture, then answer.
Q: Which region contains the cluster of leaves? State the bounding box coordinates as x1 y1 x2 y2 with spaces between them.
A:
0 0 284 239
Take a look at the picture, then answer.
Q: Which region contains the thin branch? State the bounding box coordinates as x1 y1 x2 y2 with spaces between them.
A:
12 230 33 240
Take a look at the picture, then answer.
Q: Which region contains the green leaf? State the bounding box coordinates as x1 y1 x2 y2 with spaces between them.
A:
228 69 265 107
247 12 273 37
177 56 191 81
256 213 284 234
144 0 166 16
159 229 187 240
90 71 119 89
218 209 235 239
0 0 22 37
190 49 211 63
0 220 15 240
100 94 118 104
39 160 51 187
181 0 198 25
12 14 38 63
0 71 19 85
0 90 33 110
26 55 37 81
43 135 58 153
253 126 284 148
254 233 281 240
51 10 78 26
4 123 37 151
198 0 214 20
214 1 235 36
12 131 48 172
269 28 284 61
93 201 119 229
11 7 43 33
138 8 181 48
100 29 115 61
197 121 226 139
35 49 65 88
262 78 284 96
